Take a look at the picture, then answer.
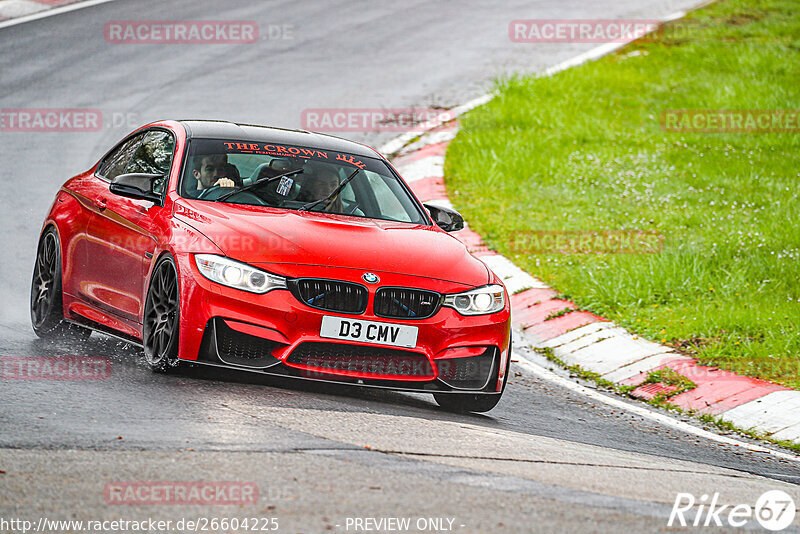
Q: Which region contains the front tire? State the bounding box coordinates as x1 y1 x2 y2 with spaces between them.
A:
434 391 503 413
30 228 90 339
143 255 180 372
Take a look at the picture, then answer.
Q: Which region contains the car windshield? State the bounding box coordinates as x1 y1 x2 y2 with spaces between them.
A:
180 138 427 224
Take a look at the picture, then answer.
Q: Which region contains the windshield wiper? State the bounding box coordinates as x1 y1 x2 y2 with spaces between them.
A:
298 167 361 212
216 168 305 203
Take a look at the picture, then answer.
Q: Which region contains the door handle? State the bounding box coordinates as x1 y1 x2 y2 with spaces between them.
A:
96 198 108 211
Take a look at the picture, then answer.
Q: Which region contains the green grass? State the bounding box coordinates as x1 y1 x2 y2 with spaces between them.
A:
446 0 800 387
640 368 697 402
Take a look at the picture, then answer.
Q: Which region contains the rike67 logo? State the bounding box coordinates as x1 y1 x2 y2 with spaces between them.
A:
669 490 796 531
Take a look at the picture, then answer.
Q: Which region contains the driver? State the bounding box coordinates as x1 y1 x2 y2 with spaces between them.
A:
192 154 237 191
220 162 243 187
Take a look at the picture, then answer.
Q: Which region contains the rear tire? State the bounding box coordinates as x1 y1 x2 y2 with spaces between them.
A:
434 336 512 413
30 228 90 340
142 255 181 373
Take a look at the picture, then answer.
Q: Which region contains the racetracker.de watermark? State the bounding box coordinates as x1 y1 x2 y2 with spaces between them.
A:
1 357 112 380
660 109 800 133
0 517 279 533
104 21 259 44
509 230 663 255
0 109 139 132
104 481 259 505
0 109 101 132
300 108 457 133
509 19 658 43
299 356 432 379
653 359 800 384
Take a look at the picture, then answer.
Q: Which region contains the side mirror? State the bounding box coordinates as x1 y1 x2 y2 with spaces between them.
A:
109 173 163 204
424 202 464 232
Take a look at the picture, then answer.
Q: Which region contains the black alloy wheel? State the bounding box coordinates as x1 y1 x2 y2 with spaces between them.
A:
30 228 90 339
143 255 180 372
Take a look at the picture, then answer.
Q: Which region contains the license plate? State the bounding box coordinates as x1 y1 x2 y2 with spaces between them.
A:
319 316 418 348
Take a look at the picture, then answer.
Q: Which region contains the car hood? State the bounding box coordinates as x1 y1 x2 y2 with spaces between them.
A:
173 199 489 286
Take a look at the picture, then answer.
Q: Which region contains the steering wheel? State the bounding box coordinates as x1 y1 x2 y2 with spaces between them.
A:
197 185 269 206
196 185 221 200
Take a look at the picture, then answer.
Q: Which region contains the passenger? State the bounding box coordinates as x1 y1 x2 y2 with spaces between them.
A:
297 167 342 212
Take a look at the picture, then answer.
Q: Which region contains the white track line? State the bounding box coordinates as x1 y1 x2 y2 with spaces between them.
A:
394 155 444 183
512 343 800 464
0 0 117 30
379 94 492 156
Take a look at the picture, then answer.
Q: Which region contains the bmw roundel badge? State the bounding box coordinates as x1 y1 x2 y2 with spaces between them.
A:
362 272 379 284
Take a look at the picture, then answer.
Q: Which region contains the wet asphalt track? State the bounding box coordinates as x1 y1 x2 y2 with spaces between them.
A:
2 1 800 532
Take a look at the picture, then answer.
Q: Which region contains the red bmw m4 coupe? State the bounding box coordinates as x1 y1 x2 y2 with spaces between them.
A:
31 120 511 412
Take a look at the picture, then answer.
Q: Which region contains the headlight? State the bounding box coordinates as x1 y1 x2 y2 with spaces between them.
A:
194 254 287 294
443 284 505 315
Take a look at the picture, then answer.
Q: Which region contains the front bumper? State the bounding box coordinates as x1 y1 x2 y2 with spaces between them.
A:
174 254 511 393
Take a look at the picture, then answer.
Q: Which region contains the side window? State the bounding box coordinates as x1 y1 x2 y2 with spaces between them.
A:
97 133 146 182
124 130 176 194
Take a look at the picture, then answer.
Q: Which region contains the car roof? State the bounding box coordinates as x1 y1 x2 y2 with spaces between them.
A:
178 120 382 159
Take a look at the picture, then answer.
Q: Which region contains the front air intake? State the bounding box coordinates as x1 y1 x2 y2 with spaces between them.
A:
287 342 434 379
